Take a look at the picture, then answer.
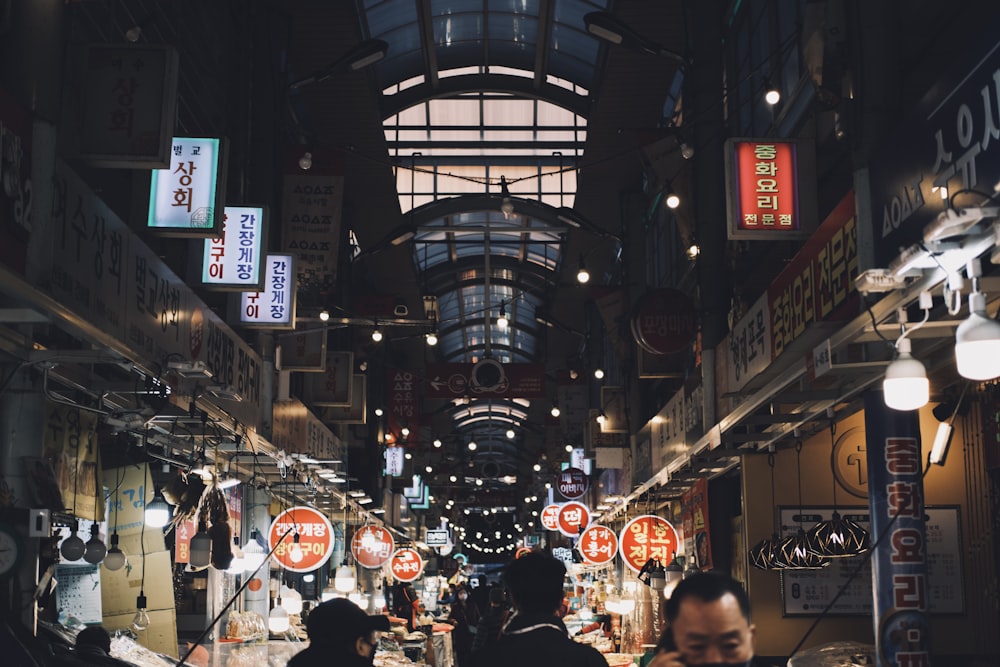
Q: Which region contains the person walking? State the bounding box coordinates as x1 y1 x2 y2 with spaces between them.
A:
287 598 390 667
470 586 510 658
447 585 480 667
477 552 606 667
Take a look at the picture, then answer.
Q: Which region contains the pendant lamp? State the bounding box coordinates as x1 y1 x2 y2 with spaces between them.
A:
773 442 829 570
807 416 869 558
748 449 784 571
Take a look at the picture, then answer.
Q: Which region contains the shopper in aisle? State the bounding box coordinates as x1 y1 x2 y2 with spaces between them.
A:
447 584 480 667
470 586 510 657
287 597 390 667
649 571 774 667
478 552 606 667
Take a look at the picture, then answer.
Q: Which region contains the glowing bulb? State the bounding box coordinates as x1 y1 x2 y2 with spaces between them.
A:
506 428 515 439
594 368 605 380
765 87 781 105
288 534 304 563
298 152 313 170
132 594 150 631
280 585 303 615
144 490 170 528
103 533 127 571
334 564 356 592
433 439 442 448
550 405 560 418
426 332 439 346
468 441 477 451
577 266 590 284
533 464 541 472
268 603 290 633
665 193 680 209
319 309 330 321
371 328 383 342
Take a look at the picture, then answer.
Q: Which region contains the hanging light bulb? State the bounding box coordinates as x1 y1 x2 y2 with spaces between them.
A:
576 255 590 284
468 440 477 451
550 403 560 418
593 368 605 380
596 411 607 426
806 418 870 558
401 426 411 438
663 553 684 598
242 531 266 574
132 593 150 631
499 176 515 218
103 532 127 571
506 428 515 439
497 304 509 330
775 529 829 569
748 534 784 571
83 524 107 565
288 533 304 564
764 81 781 105
189 521 212 569
225 537 246 574
426 330 439 346
955 281 1000 380
144 489 170 528
268 600 290 633
280 585 303 615
60 521 87 562
882 337 928 411
334 562 357 592
371 326 383 343
319 309 330 322
665 191 680 209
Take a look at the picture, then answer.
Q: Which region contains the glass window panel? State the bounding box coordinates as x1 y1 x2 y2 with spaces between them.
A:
483 98 534 125
439 65 482 78
428 98 481 125
490 66 535 79
433 14 484 47
488 0 541 13
366 1 418 32
487 16 539 43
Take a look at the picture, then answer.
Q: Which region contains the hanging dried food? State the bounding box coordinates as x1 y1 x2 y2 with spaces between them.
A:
202 482 234 570
164 470 206 529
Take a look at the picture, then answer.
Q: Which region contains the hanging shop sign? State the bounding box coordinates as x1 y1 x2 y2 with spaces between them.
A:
557 501 591 537
389 548 424 583
76 44 178 168
306 351 354 407
320 374 368 425
239 254 295 329
268 506 335 573
202 206 266 290
630 288 697 356
280 327 327 372
618 515 679 574
558 467 589 500
280 153 344 292
147 137 226 236
724 138 816 241
868 16 1000 267
577 524 618 566
423 363 547 399
540 504 562 531
425 530 449 547
270 398 344 462
0 85 32 276
386 367 419 446
351 525 395 569
385 446 405 477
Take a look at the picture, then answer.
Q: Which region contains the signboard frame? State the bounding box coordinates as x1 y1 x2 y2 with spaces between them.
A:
201 205 268 292
146 136 227 237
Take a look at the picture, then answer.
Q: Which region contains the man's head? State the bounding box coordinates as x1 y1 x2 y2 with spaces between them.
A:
306 598 391 659
503 552 566 614
76 626 112 654
662 572 755 666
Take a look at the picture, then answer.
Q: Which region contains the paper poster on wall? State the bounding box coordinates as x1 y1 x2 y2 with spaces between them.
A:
780 506 964 616
56 563 103 625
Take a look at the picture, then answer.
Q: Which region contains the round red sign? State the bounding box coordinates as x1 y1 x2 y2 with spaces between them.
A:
540 504 562 531
618 515 679 573
557 501 591 537
631 288 697 356
268 506 335 573
577 524 618 565
389 548 424 583
557 467 589 500
351 525 395 569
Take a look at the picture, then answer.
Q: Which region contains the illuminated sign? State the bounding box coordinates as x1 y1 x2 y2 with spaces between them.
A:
268 506 335 573
202 206 266 290
540 504 562 531
240 254 295 329
425 530 449 547
725 138 815 241
557 467 589 500
351 526 394 569
618 515 679 574
385 446 405 477
577 524 618 566
389 548 424 582
557 501 591 537
147 137 225 236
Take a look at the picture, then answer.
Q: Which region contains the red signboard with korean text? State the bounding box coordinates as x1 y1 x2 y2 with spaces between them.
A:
268 506 335 573
577 524 618 565
557 501 591 537
351 525 395 569
558 467 589 500
540 504 562 531
389 547 425 583
681 479 713 570
725 138 816 241
618 515 679 573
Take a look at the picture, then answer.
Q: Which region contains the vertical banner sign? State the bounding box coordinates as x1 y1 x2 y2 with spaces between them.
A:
240 254 296 328
618 515 679 574
268 506 335 573
863 392 930 666
147 137 225 236
77 44 178 168
280 163 344 292
385 446 405 477
725 138 815 240
0 85 32 275
387 368 419 446
681 479 713 570
202 206 266 290
42 401 103 522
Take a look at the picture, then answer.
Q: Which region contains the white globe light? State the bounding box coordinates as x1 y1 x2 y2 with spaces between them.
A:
335 564 357 592
280 586 303 615
883 341 929 411
955 291 1000 380
268 605 290 633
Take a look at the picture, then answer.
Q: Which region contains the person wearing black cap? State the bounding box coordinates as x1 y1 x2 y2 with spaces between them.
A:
287 597 391 667
478 552 606 667
58 626 132 667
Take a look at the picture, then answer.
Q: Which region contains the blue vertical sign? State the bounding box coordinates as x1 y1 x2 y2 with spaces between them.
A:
863 392 930 667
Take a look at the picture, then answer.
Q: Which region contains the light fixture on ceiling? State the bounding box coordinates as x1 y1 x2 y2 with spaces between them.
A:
532 463 541 472
686 243 701 260
242 530 266 573
550 402 560 418
663 552 684 598
499 176 515 218
60 521 86 562
433 438 442 448
929 383 969 466
496 303 509 330
145 489 170 528
596 411 606 426
425 465 433 474
883 337 928 411
774 442 829 570
189 521 213 569
371 324 383 343
955 258 1000 380
637 557 666 592
506 428 516 439
679 139 695 160
83 524 107 565
564 444 574 453
103 532 127 571
583 11 687 65
374 407 384 417
401 425 410 438
764 80 781 105
749 449 785 571
664 188 680 209
132 593 150 631
426 329 438 346
334 561 356 593
593 367 605 380
298 151 313 171
288 39 389 90
269 598 290 633
468 440 477 451
576 255 590 284
319 309 330 322
806 414 869 558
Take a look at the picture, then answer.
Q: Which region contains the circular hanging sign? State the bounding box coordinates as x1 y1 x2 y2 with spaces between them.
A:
618 515 679 574
631 288 697 355
268 506 335 573
388 547 424 583
576 524 618 566
557 501 591 537
351 525 396 569
557 467 589 500
540 504 562 531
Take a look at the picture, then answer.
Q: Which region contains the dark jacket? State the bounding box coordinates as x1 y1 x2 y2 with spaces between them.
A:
469 604 509 655
57 645 134 667
475 612 607 667
287 646 372 667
